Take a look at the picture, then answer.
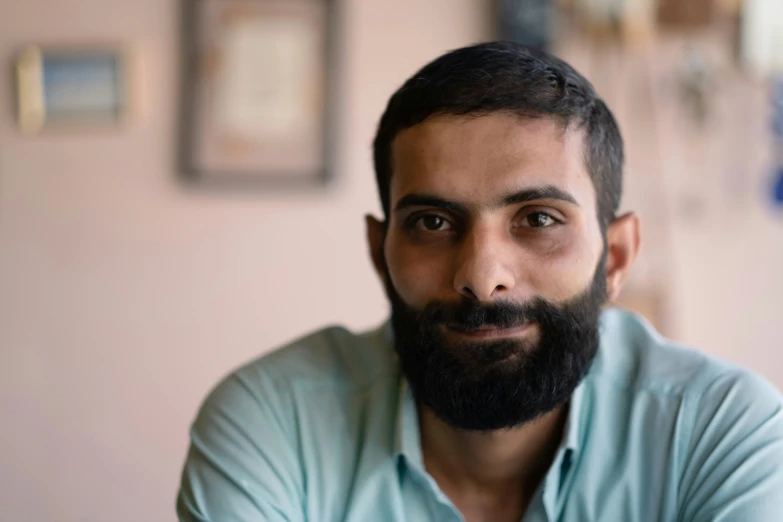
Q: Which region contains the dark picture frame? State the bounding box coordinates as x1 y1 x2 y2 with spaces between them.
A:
179 0 337 187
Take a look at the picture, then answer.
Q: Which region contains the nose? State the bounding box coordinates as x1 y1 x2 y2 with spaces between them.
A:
453 226 516 302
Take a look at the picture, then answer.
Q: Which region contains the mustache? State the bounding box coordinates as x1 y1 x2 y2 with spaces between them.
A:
417 298 558 331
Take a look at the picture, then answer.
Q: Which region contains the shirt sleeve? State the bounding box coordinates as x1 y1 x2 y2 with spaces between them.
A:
177 371 305 522
678 368 783 522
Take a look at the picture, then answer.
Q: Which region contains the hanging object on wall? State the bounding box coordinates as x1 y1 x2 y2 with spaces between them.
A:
740 0 783 76
770 75 783 208
658 0 716 29
180 0 337 187
15 45 131 135
677 46 715 128
773 167 783 207
570 0 655 46
494 0 553 50
572 0 623 42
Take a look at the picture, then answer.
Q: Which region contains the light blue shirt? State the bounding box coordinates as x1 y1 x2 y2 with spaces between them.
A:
177 309 783 521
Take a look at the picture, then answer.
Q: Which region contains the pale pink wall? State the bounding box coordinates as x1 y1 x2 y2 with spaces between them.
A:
1 2 782 521
0 1 490 520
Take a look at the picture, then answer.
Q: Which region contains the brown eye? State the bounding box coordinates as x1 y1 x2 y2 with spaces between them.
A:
524 212 556 228
415 215 452 231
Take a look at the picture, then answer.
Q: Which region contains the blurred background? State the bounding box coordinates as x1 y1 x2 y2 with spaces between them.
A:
1 0 782 520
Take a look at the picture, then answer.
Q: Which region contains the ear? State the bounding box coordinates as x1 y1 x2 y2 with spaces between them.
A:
365 214 388 284
604 212 641 302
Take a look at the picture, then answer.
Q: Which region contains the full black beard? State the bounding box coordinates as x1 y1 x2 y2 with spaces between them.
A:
386 255 606 432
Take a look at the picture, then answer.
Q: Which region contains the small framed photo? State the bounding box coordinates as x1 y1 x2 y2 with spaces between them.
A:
15 45 130 135
180 0 337 187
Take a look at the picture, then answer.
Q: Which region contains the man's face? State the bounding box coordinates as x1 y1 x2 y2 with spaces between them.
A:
381 113 608 431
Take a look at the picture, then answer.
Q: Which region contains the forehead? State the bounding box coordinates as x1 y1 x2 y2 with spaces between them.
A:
389 113 595 211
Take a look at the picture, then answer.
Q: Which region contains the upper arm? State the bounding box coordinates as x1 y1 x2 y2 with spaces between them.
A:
177 372 304 522
678 370 783 522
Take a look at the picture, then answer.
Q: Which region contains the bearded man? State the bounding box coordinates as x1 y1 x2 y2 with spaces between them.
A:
178 42 783 522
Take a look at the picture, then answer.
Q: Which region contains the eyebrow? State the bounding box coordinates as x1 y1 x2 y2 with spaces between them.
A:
393 185 579 213
499 185 579 207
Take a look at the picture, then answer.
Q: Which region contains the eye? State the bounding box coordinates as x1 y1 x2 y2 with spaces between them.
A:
521 212 559 228
412 214 453 232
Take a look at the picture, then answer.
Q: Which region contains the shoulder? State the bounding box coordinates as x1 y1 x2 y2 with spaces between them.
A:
591 309 783 519
180 324 397 522
594 308 782 410
193 324 398 426
179 322 398 520
236 321 396 392
595 308 783 473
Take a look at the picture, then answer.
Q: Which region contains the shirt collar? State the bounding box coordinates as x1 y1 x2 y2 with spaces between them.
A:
393 375 424 471
385 319 419 468
564 376 586 454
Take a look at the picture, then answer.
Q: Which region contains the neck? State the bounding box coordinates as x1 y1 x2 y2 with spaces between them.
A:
419 403 568 498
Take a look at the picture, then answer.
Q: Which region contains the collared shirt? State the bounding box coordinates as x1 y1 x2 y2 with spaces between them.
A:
177 309 783 521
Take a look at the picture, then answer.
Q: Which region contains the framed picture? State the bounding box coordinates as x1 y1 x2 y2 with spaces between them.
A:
15 45 130 135
180 0 337 187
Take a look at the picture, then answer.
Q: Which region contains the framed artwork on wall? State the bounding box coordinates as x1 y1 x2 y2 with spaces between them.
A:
15 45 130 135
179 0 337 187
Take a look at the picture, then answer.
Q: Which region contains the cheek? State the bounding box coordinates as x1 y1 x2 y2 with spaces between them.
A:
385 236 453 307
526 234 602 301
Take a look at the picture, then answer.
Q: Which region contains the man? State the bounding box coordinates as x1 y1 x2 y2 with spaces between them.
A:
177 42 783 521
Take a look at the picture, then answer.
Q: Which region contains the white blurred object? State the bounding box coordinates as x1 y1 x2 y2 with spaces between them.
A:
742 0 783 75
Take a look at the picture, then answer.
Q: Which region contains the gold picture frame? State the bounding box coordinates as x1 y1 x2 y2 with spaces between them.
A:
15 44 131 135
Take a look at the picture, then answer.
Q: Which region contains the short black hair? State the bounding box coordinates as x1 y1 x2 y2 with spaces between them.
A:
372 41 624 228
